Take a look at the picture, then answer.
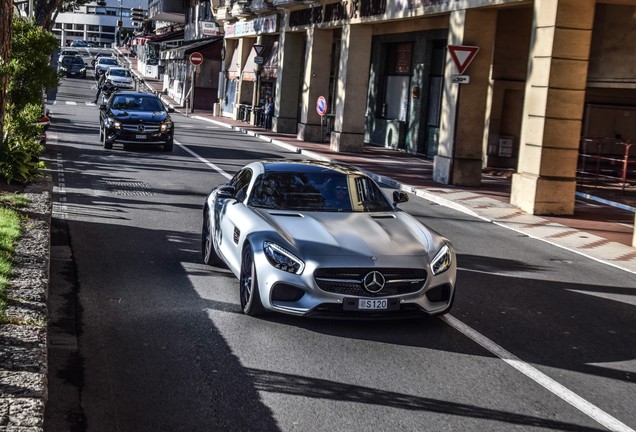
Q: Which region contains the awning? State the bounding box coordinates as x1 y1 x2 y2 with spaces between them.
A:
161 37 222 61
227 47 241 80
260 41 278 79
135 29 184 46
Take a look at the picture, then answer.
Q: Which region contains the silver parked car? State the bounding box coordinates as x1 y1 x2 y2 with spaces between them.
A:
202 160 457 318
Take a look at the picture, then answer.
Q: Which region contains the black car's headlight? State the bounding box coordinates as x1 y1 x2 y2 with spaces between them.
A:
160 120 173 132
106 117 121 129
60 66 68 72
431 244 452 276
263 242 305 274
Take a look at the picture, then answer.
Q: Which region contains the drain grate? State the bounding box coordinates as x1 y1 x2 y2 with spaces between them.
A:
102 180 156 196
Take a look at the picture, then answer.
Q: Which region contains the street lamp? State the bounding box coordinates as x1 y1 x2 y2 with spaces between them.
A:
116 0 123 46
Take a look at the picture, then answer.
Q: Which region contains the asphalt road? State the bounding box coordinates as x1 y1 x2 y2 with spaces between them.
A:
42 67 635 432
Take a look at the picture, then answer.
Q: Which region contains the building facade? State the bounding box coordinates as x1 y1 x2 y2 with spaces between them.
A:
215 0 636 216
52 0 146 47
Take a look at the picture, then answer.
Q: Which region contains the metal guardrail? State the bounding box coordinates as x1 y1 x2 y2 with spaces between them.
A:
578 137 635 191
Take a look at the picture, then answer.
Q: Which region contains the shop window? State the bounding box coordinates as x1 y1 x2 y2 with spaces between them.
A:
382 42 412 121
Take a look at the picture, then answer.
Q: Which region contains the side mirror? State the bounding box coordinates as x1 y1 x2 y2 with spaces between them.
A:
167 106 175 113
216 185 236 199
99 103 106 110
392 190 409 206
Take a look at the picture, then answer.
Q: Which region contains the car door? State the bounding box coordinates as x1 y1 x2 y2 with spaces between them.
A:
217 168 253 274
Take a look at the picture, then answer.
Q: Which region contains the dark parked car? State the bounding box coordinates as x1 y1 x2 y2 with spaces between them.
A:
58 55 86 78
99 91 174 151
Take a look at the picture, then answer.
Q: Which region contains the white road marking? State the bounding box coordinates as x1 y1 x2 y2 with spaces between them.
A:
175 139 232 180
66 101 77 105
442 315 634 432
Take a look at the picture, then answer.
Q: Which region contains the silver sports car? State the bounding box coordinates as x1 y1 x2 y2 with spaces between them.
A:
202 160 456 318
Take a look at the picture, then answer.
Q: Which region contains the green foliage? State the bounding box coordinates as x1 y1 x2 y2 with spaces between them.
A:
0 17 56 185
0 104 46 184
7 17 59 115
0 204 22 318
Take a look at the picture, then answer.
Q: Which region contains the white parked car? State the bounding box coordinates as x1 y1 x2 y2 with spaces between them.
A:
95 57 119 75
105 67 134 89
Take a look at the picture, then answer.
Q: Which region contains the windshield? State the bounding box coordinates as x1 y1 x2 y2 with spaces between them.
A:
109 69 131 77
62 57 84 65
100 58 118 65
110 95 164 112
248 172 393 212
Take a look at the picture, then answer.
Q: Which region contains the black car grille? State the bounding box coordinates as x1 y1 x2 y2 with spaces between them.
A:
314 267 427 297
121 124 161 133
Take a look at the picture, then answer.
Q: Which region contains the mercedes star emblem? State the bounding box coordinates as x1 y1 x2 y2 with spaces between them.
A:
363 271 386 294
137 124 145 132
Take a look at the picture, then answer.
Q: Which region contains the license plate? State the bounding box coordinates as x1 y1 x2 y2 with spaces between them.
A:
135 134 146 139
358 299 388 310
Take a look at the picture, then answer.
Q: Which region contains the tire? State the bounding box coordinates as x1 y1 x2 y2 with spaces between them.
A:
163 139 173 152
102 128 113 149
202 210 222 266
239 248 265 316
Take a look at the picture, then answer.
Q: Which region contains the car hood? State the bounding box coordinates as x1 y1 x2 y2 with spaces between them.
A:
255 209 433 257
110 110 168 122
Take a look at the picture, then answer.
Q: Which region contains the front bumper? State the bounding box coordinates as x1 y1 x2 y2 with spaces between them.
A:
104 126 172 145
253 251 457 318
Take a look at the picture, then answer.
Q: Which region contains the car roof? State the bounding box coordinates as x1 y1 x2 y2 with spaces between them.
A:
259 160 365 176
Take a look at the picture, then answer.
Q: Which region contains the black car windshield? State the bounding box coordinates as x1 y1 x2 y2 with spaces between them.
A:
110 95 164 112
62 57 84 65
248 172 393 212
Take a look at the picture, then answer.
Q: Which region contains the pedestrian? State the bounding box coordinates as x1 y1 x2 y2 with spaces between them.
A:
92 69 106 103
264 97 274 130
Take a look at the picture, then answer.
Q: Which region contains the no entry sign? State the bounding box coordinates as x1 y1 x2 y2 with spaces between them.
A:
190 52 204 66
316 96 327 116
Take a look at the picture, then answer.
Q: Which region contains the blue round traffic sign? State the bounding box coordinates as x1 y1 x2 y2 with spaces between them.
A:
316 96 327 116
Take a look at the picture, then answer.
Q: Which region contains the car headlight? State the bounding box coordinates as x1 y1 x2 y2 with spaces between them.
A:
263 242 305 274
80 68 86 72
431 244 452 276
106 118 121 129
160 120 173 132
60 66 68 72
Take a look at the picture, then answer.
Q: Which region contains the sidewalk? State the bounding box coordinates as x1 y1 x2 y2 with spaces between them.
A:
115 47 636 274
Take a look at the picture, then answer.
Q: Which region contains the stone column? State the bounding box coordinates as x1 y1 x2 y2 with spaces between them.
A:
511 0 595 215
433 9 497 186
298 28 333 142
234 38 252 119
330 24 372 153
275 31 304 134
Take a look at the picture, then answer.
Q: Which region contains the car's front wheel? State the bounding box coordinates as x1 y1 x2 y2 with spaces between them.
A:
163 139 173 152
102 128 113 149
239 248 265 316
202 210 222 266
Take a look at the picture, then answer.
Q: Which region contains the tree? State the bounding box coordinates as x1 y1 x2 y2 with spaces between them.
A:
8 18 59 113
0 17 59 184
0 0 13 144
35 0 92 30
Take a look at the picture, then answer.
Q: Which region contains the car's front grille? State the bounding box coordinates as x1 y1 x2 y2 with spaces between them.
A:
314 267 427 297
121 124 161 133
